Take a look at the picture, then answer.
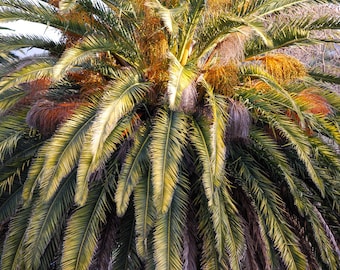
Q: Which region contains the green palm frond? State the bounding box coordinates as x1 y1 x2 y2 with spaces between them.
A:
167 53 197 110
90 70 150 161
134 167 156 259
211 185 245 269
115 124 150 216
243 89 326 195
0 112 26 162
190 117 214 206
23 170 76 270
150 108 188 214
249 129 340 267
111 204 142 270
0 34 63 56
195 182 228 269
0 135 42 195
76 111 136 206
153 171 189 270
0 59 55 93
308 70 340 84
0 201 33 270
37 103 97 202
0 87 26 114
205 84 228 185
0 184 22 224
177 0 205 63
229 145 307 270
61 183 111 270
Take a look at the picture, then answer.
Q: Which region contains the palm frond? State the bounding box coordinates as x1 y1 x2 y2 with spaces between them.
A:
0 184 22 224
211 186 244 269
205 83 228 185
59 0 78 13
167 52 197 110
23 170 76 270
190 117 214 206
153 171 189 270
176 0 205 64
115 124 150 216
38 103 97 202
111 204 142 270
146 0 185 35
229 145 307 270
0 87 26 114
61 183 110 270
308 70 340 84
134 167 156 259
0 59 55 93
76 111 136 206
0 34 63 56
195 182 228 269
90 70 150 161
0 202 33 270
53 35 138 80
150 108 188 214
249 129 339 267
0 112 26 162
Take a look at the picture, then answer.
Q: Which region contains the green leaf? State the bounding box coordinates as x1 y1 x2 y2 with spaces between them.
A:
0 202 33 270
167 52 197 110
115 124 151 216
90 70 150 161
150 108 188 214
61 183 110 270
39 103 97 202
153 172 189 270
134 167 156 259
23 170 76 270
190 117 214 206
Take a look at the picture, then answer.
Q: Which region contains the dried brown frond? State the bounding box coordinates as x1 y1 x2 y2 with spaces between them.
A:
205 0 232 16
67 70 106 98
204 27 250 68
253 54 307 84
137 10 169 87
295 87 332 116
204 63 238 97
48 0 59 7
26 99 85 136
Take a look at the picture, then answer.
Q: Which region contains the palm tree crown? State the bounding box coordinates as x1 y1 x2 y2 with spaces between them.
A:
0 0 339 269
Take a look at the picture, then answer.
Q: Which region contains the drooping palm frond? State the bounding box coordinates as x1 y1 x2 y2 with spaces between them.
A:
90 70 150 159
75 111 136 205
61 182 111 270
153 171 189 270
0 201 33 270
111 204 143 270
0 34 63 56
150 108 189 214
115 124 150 216
35 102 97 202
0 59 55 93
133 167 156 259
228 143 308 270
23 170 76 270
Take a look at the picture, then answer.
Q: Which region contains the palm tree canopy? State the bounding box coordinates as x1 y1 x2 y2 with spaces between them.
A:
0 0 340 269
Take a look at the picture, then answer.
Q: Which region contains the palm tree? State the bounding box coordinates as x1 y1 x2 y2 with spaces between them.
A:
0 0 339 269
